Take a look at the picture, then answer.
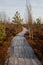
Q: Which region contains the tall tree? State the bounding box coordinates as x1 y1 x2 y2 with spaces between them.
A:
26 0 33 38
36 18 41 33
26 0 32 26
12 11 23 25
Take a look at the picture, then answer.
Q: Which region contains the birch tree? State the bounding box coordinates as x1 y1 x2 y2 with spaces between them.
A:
26 0 33 39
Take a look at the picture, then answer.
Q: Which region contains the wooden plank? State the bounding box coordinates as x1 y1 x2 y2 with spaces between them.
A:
14 57 19 65
25 58 33 65
24 47 30 58
18 47 22 58
14 47 19 57
18 58 26 65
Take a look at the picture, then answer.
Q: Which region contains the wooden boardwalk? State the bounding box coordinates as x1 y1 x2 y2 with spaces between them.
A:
5 28 41 65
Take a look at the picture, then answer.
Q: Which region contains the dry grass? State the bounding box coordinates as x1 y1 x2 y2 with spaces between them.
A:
0 23 22 65
25 32 43 65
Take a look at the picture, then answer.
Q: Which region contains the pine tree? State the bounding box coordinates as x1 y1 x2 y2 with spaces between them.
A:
12 11 23 25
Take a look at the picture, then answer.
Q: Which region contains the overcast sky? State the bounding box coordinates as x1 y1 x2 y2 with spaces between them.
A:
0 0 43 22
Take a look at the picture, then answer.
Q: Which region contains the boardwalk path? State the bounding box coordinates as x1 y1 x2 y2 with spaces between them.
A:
5 27 41 65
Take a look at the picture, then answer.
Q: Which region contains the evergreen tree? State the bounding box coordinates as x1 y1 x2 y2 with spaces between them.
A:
12 11 23 25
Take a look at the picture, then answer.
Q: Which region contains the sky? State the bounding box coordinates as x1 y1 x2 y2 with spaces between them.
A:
0 0 43 23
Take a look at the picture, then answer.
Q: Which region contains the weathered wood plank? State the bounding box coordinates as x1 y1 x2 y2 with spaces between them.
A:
18 58 26 65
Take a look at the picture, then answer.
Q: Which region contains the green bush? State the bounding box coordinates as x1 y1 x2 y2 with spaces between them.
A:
0 23 6 40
